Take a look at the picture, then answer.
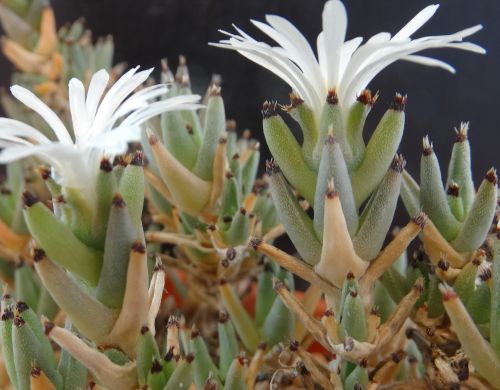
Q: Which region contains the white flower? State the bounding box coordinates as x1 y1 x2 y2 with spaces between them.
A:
212 1 485 119
0 66 201 191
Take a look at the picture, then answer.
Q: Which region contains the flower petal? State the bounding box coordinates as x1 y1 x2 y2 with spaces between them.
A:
0 117 51 144
10 85 72 144
392 4 440 41
322 0 348 88
86 68 109 120
69 78 91 146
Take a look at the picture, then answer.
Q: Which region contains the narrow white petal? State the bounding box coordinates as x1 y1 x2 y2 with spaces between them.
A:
86 69 110 120
402 55 456 73
260 15 323 87
10 85 72 144
0 118 51 144
392 4 440 41
112 84 168 120
322 0 348 88
92 67 154 136
316 32 328 84
338 37 363 81
120 95 202 129
68 78 91 146
213 39 321 109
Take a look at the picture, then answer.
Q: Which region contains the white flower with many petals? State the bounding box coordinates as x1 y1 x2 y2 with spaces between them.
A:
0 66 201 192
213 1 484 119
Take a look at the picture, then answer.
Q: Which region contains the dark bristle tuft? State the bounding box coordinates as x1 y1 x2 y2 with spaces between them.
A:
326 89 338 105
131 150 144 166
22 191 39 207
38 166 51 180
437 259 449 271
112 193 126 208
219 311 229 323
454 122 469 143
390 93 407 111
44 320 54 335
16 301 28 313
100 157 113 172
357 89 377 106
288 92 304 109
33 248 46 262
261 101 278 119
486 168 497 185
186 353 195 363
325 134 336 145
150 359 163 373
249 238 263 250
30 366 41 377
390 154 406 173
265 159 280 176
132 241 146 254
411 212 428 229
422 136 433 156
289 340 299 351
140 325 149 335
447 183 460 197
346 271 355 280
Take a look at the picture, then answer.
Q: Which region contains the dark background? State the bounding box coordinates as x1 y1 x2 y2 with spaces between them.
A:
1 0 498 186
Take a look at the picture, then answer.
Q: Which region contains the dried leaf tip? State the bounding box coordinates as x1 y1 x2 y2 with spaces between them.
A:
151 359 163 374
390 154 406 172
218 311 229 323
261 101 278 119
439 284 457 301
357 89 378 106
284 92 304 111
1 309 13 321
265 159 280 176
16 301 28 313
209 84 221 96
33 248 46 262
38 166 51 180
131 150 144 166
479 265 492 282
43 320 55 335
112 193 126 208
100 157 113 172
454 122 469 143
205 378 218 390
186 353 195 363
147 132 160 146
249 237 263 250
390 93 407 111
437 258 449 271
191 325 200 338
30 366 41 378
131 241 146 254
326 179 338 199
325 134 337 145
327 88 339 104
289 340 299 351
485 167 497 185
447 182 460 197
273 278 286 291
422 135 433 156
391 350 405 363
411 212 428 229
22 190 39 207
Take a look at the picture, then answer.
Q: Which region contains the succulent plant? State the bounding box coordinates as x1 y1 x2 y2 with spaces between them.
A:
0 0 498 389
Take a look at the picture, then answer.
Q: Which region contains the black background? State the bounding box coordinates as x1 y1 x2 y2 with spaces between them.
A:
1 0 498 190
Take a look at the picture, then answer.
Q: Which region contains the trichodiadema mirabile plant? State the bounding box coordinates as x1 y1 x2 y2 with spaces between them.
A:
0 0 498 389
